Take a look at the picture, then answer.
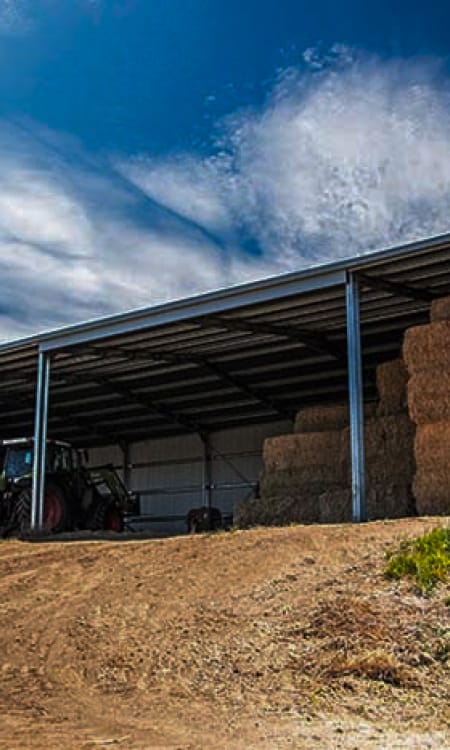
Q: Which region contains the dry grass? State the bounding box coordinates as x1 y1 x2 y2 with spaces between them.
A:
326 650 418 687
298 595 419 686
0 519 448 749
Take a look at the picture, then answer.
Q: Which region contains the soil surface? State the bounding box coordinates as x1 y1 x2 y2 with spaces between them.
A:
0 517 448 749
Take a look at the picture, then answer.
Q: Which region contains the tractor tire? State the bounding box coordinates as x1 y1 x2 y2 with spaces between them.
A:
16 488 32 533
88 499 124 533
17 483 71 534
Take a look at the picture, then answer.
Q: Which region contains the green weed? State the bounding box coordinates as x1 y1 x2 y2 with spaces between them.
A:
384 527 450 594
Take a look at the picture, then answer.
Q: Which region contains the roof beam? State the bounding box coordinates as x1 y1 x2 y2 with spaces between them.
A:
194 359 295 422
67 344 294 422
90 374 203 435
55 410 122 446
49 369 197 433
358 272 437 303
0 390 117 445
197 315 346 361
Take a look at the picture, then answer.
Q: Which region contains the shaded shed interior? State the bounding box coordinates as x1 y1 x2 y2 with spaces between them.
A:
1 236 450 449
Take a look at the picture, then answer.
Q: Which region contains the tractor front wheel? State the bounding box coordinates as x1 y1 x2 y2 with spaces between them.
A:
88 499 124 533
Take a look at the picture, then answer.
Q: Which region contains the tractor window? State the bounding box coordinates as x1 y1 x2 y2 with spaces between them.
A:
49 446 73 472
4 448 33 479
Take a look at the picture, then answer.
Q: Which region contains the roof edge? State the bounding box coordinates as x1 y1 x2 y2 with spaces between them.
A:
1 231 449 356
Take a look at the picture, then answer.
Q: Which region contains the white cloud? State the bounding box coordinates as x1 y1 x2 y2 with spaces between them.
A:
123 52 450 269
119 156 231 236
2 51 450 341
0 120 257 341
0 7 243 340
219 54 450 264
0 0 32 35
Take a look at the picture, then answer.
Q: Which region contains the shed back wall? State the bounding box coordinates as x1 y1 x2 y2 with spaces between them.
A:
88 421 291 535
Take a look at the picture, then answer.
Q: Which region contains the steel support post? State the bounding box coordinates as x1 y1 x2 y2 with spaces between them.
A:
345 272 367 522
201 435 213 522
122 442 131 487
31 351 51 530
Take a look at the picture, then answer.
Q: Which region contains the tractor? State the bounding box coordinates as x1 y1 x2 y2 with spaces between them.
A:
0 438 138 536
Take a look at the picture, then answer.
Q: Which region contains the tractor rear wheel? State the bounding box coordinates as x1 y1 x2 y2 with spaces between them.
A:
17 483 70 533
88 499 124 532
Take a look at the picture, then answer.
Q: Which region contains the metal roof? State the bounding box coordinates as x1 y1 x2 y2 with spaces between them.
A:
1 232 450 447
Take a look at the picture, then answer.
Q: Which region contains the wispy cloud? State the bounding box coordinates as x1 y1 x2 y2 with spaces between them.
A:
0 120 247 341
0 0 32 35
0 0 134 36
122 50 450 268
2 50 450 341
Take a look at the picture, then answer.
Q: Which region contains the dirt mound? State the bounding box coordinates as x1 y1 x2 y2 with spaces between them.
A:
0 518 449 749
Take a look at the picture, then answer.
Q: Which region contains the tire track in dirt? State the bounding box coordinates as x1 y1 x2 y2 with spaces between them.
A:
0 518 448 749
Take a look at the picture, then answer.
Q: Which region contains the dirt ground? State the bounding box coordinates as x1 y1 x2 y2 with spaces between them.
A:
0 518 448 750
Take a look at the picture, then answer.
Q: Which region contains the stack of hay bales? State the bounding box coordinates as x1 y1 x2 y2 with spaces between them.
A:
320 359 415 524
234 407 348 528
294 404 353 433
403 296 450 516
429 294 450 323
375 358 409 416
337 412 415 521
363 358 415 518
235 356 416 528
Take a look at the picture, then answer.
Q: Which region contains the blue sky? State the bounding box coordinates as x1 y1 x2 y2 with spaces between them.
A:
1 0 450 339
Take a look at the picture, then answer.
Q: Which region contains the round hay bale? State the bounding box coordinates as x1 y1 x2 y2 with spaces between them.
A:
263 431 343 472
408 373 450 425
403 321 450 374
376 358 408 416
431 295 450 322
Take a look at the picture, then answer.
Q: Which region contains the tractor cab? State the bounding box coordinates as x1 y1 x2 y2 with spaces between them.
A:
0 437 132 536
0 438 75 486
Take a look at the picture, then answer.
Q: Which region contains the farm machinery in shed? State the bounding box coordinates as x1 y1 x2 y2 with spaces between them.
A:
0 438 138 536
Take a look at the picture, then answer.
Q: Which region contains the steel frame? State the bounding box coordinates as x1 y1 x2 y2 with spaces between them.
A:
346 272 366 521
25 232 450 528
31 352 51 530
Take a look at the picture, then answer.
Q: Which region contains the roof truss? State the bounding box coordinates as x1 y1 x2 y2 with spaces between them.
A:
198 315 346 361
358 272 438 303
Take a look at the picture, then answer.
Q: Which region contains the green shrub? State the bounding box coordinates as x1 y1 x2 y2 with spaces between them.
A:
384 527 450 594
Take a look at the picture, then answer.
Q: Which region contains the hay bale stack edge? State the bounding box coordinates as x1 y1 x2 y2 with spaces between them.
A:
404 312 450 517
235 296 450 527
